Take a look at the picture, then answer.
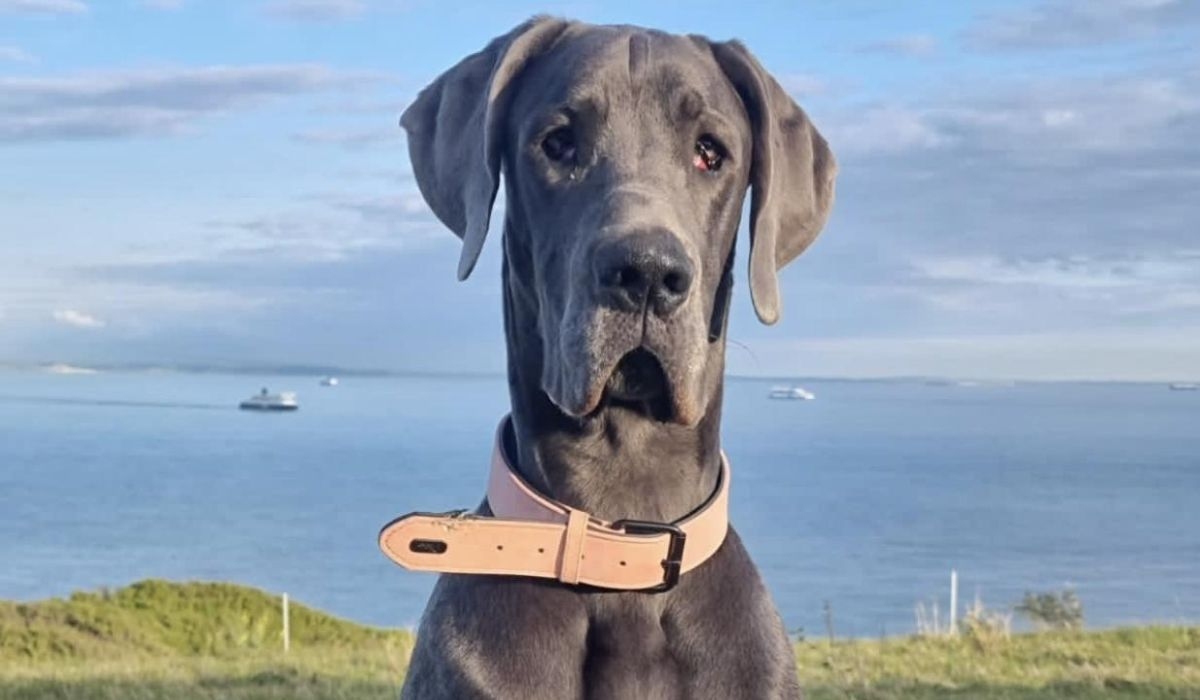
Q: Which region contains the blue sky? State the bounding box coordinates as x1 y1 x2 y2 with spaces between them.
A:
2 0 1198 380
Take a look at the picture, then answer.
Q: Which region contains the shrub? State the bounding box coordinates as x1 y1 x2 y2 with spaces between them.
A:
1016 589 1084 631
960 596 1012 652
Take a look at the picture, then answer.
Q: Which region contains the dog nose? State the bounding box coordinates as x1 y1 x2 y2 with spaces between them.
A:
593 230 694 317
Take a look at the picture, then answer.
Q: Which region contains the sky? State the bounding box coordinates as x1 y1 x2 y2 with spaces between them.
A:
1 0 1198 381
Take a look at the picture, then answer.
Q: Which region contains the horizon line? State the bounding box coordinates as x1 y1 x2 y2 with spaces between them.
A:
1 360 1195 386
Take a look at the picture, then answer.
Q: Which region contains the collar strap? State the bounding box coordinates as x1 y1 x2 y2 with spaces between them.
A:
379 418 730 592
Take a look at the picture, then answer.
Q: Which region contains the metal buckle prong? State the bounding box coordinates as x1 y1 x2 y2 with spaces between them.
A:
612 519 687 592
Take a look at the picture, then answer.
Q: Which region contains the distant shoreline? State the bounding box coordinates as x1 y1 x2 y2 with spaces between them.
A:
0 361 1193 387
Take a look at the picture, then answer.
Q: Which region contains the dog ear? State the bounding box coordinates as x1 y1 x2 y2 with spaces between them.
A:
707 40 837 325
401 17 569 280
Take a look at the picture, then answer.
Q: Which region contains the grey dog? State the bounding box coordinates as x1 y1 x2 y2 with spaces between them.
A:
397 16 836 700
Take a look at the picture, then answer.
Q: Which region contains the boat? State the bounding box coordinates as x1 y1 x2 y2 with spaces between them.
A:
769 385 815 401
239 388 299 411
1169 383 1199 391
44 363 98 375
319 376 339 387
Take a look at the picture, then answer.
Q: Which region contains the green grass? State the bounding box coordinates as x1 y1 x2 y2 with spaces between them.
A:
1 580 1197 699
0 580 412 699
796 627 1200 699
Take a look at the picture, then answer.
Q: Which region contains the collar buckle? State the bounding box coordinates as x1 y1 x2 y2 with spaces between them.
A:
612 519 687 592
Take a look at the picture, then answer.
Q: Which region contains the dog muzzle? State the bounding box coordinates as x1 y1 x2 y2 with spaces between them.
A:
379 417 730 592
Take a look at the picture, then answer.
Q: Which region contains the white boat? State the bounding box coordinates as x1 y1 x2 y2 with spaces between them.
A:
239 388 299 411
1169 383 1199 391
769 385 815 401
44 363 98 375
319 376 339 387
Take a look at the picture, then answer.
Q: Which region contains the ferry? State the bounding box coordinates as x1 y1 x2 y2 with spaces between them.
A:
239 389 299 411
768 386 816 401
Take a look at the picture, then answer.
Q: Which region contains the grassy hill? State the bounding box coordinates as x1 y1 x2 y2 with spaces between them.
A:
1 580 1198 699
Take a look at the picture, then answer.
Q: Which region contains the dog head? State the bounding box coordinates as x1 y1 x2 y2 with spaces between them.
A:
402 18 836 426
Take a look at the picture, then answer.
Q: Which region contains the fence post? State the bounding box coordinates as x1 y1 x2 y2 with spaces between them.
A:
282 592 290 653
949 570 958 635
822 600 835 644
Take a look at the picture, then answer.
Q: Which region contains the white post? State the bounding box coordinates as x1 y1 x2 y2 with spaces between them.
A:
282 593 290 653
949 570 958 635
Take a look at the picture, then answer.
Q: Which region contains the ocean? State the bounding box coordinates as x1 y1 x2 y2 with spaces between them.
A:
1 369 1197 638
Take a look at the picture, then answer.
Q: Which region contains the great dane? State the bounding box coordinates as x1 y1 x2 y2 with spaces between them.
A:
395 16 836 699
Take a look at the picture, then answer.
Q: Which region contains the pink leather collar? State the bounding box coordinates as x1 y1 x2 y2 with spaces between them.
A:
379 418 730 591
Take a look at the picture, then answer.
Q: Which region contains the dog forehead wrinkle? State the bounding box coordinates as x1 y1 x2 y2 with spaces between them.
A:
677 88 705 122
626 32 652 96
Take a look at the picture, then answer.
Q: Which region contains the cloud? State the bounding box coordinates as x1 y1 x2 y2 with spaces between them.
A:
0 64 372 142
198 189 440 254
827 68 1200 159
780 55 1200 356
263 0 366 21
779 73 828 98
6 6 1197 380
824 105 948 154
291 127 400 149
335 166 413 183
310 96 405 116
901 252 1200 322
0 45 35 63
322 191 433 223
0 0 86 15
855 34 937 57
52 309 105 328
968 0 1200 50
261 0 411 22
910 252 1200 289
732 329 1200 382
50 185 479 370
59 238 507 369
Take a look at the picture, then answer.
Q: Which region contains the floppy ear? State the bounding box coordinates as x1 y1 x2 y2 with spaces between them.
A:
708 40 837 325
401 17 569 280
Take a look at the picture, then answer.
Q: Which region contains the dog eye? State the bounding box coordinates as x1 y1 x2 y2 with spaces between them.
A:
541 127 577 163
694 135 724 172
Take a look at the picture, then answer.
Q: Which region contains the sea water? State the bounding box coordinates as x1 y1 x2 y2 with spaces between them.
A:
1 369 1197 637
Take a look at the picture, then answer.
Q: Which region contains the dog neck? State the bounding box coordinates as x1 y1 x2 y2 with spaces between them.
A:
500 231 726 525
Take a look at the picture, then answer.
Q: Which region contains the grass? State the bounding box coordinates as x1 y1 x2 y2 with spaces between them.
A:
796 628 1200 699
0 580 412 699
2 580 1198 699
